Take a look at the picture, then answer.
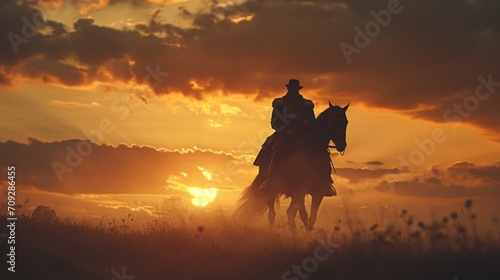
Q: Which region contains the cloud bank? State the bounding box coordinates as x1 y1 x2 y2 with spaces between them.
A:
1 0 499 138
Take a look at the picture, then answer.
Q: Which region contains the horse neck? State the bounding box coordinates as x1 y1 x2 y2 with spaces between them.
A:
309 120 330 153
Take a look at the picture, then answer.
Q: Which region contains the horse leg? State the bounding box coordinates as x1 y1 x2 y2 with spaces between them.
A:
297 194 310 231
287 196 299 234
308 194 324 230
267 194 276 227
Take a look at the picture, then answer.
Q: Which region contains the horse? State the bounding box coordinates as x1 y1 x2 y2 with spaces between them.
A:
234 101 349 233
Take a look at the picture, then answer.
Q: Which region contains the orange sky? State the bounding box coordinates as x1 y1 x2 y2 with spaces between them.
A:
1 0 500 221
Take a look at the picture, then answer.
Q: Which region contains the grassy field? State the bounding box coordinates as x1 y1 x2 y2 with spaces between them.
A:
3 198 500 280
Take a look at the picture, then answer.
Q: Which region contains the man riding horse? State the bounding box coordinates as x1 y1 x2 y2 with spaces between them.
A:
254 79 336 197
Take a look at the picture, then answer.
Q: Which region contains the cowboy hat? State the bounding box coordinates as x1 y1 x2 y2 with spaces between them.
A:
285 79 303 90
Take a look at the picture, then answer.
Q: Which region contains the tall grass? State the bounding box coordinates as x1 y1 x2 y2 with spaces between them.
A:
6 199 500 280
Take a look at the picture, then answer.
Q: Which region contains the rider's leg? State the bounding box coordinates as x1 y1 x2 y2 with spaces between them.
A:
259 135 288 191
268 149 284 180
259 149 284 190
317 151 336 197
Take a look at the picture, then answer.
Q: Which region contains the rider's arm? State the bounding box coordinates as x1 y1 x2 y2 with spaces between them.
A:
271 98 286 132
304 99 315 122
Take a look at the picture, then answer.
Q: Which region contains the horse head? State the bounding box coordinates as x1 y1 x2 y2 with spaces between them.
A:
317 101 349 155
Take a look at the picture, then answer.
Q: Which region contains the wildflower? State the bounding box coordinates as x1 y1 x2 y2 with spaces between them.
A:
429 222 440 231
465 199 473 209
442 217 449 224
450 212 458 220
434 233 445 240
417 221 426 229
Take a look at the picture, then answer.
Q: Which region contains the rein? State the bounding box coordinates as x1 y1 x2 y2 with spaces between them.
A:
328 145 346 156
328 146 337 174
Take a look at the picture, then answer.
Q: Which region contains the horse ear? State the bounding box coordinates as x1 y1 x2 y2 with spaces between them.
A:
329 101 333 107
343 103 350 111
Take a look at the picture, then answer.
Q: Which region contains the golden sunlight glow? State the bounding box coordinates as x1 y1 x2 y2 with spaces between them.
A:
208 119 223 128
187 187 217 207
186 167 217 206
38 0 64 8
80 0 109 15
197 166 213 181
231 15 255 23
189 80 204 91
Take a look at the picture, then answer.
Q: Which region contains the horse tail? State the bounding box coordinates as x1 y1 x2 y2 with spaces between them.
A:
233 172 269 219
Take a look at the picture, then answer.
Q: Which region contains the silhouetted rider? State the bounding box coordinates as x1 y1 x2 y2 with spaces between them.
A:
258 79 336 197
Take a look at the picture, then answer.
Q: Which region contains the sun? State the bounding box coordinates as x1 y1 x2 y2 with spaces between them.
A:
186 167 217 207
187 187 217 207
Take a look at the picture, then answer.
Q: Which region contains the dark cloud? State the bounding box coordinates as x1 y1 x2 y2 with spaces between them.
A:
336 166 403 183
73 18 94 31
376 162 500 198
1 0 500 137
0 139 239 195
19 56 87 86
375 177 500 198
447 161 500 184
365 161 384 166
0 72 11 86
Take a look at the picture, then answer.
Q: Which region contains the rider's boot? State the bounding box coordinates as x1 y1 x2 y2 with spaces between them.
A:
318 175 336 197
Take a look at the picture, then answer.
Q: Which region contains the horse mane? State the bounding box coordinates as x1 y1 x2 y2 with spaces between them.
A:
316 106 333 123
316 105 345 128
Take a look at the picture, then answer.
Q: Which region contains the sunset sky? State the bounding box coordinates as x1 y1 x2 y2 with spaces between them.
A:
1 0 499 220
